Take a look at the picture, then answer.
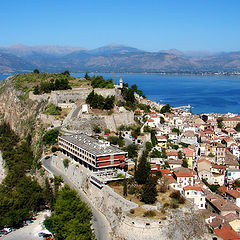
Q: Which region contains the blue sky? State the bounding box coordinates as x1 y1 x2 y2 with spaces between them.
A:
0 0 240 51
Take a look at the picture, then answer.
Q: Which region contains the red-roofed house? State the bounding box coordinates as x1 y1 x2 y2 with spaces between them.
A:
226 190 240 208
214 225 240 240
183 185 206 209
160 169 172 176
166 151 178 161
173 168 198 189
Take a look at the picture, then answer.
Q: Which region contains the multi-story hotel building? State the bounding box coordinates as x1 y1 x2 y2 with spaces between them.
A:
58 133 127 171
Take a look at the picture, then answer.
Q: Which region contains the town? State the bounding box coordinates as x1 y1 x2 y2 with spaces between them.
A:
30 73 240 240
1 72 240 240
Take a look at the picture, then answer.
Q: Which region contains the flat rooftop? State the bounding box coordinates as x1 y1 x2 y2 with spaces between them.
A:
59 133 127 156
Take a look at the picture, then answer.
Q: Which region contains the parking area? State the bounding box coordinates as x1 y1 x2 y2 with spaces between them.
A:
1 210 51 240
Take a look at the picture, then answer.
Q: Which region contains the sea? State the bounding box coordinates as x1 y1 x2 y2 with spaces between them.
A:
1 73 240 115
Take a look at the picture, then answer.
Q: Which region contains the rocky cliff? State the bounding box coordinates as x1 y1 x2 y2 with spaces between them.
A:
0 76 48 154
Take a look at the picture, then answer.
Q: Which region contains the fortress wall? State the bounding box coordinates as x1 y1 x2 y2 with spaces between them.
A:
49 155 210 240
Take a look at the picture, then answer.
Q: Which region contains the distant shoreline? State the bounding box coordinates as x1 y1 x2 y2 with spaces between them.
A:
1 71 240 76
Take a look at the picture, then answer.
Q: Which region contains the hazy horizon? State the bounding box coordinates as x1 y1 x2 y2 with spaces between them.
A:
0 0 240 52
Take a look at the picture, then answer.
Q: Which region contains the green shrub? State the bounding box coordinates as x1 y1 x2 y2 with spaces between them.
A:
163 203 169 208
170 202 179 209
130 209 135 214
170 190 185 204
128 186 136 194
43 129 60 145
51 146 59 152
143 210 156 217
63 159 70 168
44 104 62 115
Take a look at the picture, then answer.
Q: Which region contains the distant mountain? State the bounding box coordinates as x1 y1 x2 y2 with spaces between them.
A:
87 43 144 55
1 44 240 73
0 52 35 73
0 44 86 57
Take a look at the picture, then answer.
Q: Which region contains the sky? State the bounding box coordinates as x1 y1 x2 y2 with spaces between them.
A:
0 0 240 52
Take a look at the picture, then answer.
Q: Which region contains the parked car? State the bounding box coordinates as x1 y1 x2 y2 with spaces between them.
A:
0 230 8 235
38 232 44 237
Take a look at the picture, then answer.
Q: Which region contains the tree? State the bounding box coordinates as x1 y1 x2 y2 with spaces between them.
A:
235 122 240 132
63 159 70 168
93 125 101 134
178 151 183 159
44 178 55 210
43 129 60 145
182 159 188 168
172 128 180 135
145 141 153 153
150 149 161 158
140 176 157 204
135 153 151 184
123 178 127 196
62 70 70 76
160 104 171 114
33 85 40 95
125 144 138 158
156 171 162 179
217 118 224 129
160 116 165 124
84 72 91 81
33 69 40 74
104 96 115 110
45 185 94 240
202 114 208 122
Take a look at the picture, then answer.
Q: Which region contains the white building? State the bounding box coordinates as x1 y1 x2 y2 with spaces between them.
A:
183 186 206 209
225 169 240 185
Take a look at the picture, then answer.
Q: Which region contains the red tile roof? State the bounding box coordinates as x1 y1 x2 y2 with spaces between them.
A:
160 169 171 175
184 185 203 191
218 186 227 195
226 190 240 199
166 151 178 156
214 226 240 240
212 164 226 170
174 171 194 177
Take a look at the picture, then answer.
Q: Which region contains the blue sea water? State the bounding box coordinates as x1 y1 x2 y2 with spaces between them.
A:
1 73 240 114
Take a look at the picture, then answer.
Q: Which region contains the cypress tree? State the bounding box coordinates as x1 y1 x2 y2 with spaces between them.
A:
140 176 157 204
123 178 128 196
135 152 150 184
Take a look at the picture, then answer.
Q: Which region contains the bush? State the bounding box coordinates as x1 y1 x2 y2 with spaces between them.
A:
143 210 156 217
128 186 136 194
170 190 185 204
130 209 135 214
43 129 60 145
44 104 62 115
163 203 169 208
63 159 70 168
170 202 179 209
51 146 59 152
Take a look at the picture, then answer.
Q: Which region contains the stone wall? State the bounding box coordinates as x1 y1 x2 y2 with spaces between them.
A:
49 155 211 240
29 88 121 106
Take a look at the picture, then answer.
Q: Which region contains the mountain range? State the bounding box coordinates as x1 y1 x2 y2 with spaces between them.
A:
1 43 240 73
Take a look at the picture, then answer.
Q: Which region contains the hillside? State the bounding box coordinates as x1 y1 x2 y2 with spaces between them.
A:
1 44 240 73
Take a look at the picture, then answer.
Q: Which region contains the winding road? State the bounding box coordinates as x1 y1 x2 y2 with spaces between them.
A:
42 157 112 240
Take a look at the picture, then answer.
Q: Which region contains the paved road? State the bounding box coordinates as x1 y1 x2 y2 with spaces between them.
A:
71 106 81 118
42 158 112 240
1 211 51 240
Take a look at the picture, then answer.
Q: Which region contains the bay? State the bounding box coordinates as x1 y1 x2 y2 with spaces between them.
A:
73 73 240 115
1 73 240 114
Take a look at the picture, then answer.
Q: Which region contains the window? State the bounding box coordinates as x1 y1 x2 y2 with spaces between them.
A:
201 204 203 207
